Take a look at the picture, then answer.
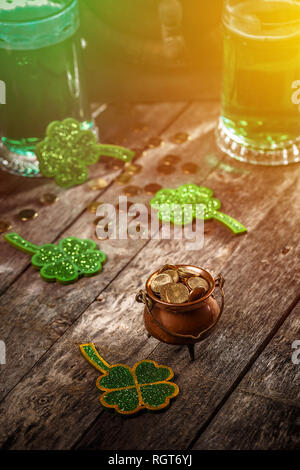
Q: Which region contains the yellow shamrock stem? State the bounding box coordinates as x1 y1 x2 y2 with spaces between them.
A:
80 343 110 373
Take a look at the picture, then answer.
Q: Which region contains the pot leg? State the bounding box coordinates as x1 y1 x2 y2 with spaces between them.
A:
147 332 152 338
187 344 195 362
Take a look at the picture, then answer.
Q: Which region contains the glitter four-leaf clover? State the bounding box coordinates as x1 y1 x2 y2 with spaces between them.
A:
4 233 106 284
151 184 247 235
35 118 134 188
80 343 179 415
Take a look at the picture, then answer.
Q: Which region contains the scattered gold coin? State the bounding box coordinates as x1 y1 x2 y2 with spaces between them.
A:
171 132 190 144
116 173 132 185
160 155 181 166
122 185 142 197
147 137 163 149
187 276 209 291
0 220 12 233
150 273 172 294
87 201 102 214
125 163 143 175
181 162 198 174
189 287 207 302
87 178 108 190
164 283 189 304
40 193 58 205
157 165 176 175
18 209 38 222
144 183 162 195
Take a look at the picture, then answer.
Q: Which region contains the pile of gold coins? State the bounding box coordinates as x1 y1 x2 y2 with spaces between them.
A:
150 265 209 304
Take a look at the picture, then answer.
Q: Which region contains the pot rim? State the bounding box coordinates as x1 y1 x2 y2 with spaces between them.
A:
146 264 216 309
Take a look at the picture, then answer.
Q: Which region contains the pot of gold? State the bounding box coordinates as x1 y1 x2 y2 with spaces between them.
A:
136 265 225 361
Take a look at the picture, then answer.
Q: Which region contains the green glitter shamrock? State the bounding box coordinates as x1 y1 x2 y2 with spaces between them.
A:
80 343 179 415
150 184 247 235
35 118 134 188
4 233 107 284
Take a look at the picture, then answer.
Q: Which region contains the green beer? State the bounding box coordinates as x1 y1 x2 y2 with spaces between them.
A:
0 0 93 176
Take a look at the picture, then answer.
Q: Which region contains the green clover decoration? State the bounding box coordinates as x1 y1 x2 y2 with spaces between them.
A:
150 184 247 235
35 118 134 188
4 233 107 284
80 343 179 415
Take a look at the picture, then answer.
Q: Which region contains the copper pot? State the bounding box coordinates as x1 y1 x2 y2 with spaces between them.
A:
136 265 225 361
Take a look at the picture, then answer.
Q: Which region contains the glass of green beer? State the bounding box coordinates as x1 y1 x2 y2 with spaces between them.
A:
0 0 94 176
216 0 300 165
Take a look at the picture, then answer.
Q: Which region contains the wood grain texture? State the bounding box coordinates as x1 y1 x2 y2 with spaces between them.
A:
0 101 216 401
0 102 186 295
0 101 299 450
74 172 300 450
193 302 300 450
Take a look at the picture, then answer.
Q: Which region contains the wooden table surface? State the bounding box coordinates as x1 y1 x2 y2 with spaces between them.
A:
0 101 299 450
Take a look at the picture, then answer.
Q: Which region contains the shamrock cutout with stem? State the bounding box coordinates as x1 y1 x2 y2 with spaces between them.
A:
4 233 106 284
35 118 135 188
150 184 247 235
80 343 179 415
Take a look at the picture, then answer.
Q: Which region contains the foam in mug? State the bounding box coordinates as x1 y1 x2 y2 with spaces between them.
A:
0 0 79 50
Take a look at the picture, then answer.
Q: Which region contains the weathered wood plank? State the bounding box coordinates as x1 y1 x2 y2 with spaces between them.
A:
73 173 300 450
0 125 299 449
192 301 300 450
0 102 187 294
0 101 217 401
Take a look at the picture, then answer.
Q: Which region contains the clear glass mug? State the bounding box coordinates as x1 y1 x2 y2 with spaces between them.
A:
216 0 300 165
0 0 95 177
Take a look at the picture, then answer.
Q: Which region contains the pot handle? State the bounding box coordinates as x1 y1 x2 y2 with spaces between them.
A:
136 273 225 342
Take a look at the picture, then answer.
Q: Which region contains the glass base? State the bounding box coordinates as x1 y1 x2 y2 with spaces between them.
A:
216 118 300 166
0 121 99 177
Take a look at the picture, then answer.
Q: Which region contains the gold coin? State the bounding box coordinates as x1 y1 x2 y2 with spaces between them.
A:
87 201 102 214
144 183 162 195
171 132 190 144
165 283 189 304
177 267 199 279
116 173 132 185
18 209 38 222
159 283 175 302
0 220 12 233
125 163 143 175
158 264 178 274
160 154 181 166
187 276 209 291
157 165 176 175
150 273 172 294
147 137 163 149
122 185 142 197
162 269 179 284
40 193 58 205
87 178 108 190
181 163 198 174
189 287 207 302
